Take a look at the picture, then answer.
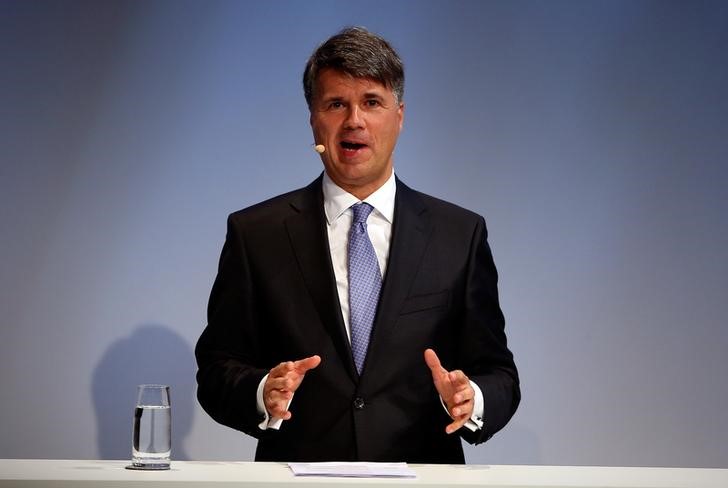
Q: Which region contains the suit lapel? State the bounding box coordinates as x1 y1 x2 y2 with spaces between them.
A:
284 177 357 380
366 179 432 365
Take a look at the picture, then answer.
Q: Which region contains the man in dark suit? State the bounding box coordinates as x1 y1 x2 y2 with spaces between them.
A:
195 26 520 463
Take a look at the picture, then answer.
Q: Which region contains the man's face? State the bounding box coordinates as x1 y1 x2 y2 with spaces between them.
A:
310 68 404 200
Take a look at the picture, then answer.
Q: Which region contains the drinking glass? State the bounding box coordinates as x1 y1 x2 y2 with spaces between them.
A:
131 384 171 469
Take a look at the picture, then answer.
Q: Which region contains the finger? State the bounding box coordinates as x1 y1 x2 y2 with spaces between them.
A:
445 402 474 434
264 392 291 418
448 369 470 386
265 394 292 419
265 384 296 416
268 403 292 420
266 395 288 412
269 361 295 379
452 388 474 405
264 375 295 392
444 372 470 399
449 378 474 404
450 398 473 418
266 386 293 401
445 416 469 435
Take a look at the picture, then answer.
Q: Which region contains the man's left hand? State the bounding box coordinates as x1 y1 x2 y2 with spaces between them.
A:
424 348 475 434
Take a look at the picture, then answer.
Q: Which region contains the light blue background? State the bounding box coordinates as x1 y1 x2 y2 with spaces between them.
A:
1 0 726 467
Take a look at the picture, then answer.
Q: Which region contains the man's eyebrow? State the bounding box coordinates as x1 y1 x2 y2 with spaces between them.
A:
319 94 344 103
316 91 385 104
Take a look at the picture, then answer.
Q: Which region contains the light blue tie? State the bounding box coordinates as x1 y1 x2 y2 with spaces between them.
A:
348 203 382 375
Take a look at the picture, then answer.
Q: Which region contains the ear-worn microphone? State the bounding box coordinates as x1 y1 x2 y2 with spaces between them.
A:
313 144 326 154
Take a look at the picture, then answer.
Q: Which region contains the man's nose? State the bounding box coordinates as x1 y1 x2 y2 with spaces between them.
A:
343 106 364 129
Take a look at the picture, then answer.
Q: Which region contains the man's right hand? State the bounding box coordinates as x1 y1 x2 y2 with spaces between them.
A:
263 355 321 420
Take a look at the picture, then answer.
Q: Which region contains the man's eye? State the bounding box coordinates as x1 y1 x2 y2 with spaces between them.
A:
365 99 381 107
329 101 344 109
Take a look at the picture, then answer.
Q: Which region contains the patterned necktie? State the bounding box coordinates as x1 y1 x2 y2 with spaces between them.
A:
348 203 382 375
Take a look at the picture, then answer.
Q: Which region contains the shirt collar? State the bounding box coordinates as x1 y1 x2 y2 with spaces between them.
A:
322 171 397 225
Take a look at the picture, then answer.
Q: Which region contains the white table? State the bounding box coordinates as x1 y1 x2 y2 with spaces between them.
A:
1 460 727 488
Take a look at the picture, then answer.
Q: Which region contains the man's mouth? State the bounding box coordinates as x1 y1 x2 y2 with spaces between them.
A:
340 141 367 151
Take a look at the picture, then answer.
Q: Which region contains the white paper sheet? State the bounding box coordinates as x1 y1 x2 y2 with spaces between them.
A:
288 462 417 478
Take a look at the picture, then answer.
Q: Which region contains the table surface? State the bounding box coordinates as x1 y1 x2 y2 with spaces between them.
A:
1 459 727 488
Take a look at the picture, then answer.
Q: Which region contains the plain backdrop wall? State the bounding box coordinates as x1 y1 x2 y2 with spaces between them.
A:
1 0 727 468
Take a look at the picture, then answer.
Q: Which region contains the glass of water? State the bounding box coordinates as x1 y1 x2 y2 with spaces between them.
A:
131 384 171 470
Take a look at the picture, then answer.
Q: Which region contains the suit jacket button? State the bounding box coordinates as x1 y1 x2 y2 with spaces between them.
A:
353 397 365 410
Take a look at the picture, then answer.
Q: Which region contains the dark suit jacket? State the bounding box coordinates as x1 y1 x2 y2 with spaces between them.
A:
195 175 520 463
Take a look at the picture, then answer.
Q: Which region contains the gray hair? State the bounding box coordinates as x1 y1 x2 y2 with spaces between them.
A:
303 26 405 109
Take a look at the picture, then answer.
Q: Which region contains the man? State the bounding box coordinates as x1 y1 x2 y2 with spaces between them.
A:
195 26 519 463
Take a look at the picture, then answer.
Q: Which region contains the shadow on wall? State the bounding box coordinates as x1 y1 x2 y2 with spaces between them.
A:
92 324 195 460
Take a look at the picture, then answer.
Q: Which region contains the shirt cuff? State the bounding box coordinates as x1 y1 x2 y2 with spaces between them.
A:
256 373 287 430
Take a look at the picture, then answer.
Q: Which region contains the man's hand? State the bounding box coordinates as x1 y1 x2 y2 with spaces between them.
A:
424 348 475 434
263 355 321 420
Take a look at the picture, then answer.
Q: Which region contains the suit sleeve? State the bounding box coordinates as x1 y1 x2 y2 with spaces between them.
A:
458 216 520 445
195 214 275 439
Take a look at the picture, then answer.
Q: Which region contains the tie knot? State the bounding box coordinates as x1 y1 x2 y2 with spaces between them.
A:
351 203 374 224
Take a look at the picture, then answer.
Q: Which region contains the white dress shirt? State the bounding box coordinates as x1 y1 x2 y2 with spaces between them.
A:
257 171 483 432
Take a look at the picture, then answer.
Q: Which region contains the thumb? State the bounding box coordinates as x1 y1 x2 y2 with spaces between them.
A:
424 348 444 373
295 355 321 373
